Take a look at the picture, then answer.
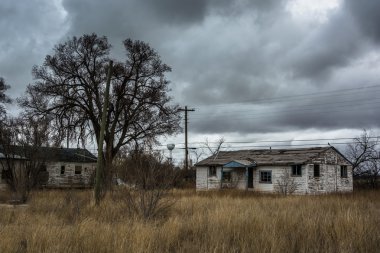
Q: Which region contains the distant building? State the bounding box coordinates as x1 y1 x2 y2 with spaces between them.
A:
0 146 97 189
195 146 353 194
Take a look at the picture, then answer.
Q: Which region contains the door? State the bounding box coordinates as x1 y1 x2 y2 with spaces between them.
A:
248 167 254 188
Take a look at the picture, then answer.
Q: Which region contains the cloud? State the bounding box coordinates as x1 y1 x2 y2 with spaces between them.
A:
346 0 380 44
2 0 380 138
0 0 68 98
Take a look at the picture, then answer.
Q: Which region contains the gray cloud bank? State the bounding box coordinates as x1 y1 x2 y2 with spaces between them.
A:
1 0 380 135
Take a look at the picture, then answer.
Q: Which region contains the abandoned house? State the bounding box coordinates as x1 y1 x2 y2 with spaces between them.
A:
195 146 353 194
0 146 97 189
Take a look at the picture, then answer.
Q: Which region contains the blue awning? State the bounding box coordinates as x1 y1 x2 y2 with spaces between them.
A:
223 160 256 168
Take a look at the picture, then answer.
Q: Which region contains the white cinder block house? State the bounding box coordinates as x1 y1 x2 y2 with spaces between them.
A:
0 147 97 189
195 146 353 194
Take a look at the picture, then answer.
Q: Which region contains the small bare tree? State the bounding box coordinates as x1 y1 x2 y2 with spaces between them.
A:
204 137 225 157
346 129 380 188
119 150 178 220
275 168 299 195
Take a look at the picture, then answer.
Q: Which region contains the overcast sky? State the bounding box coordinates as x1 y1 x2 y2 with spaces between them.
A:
1 0 380 158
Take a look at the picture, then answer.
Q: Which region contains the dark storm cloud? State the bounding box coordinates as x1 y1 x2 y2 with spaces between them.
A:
346 0 380 44
0 0 66 99
283 11 363 80
2 0 380 136
55 0 380 135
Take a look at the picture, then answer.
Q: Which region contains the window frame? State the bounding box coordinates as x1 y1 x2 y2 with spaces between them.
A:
60 165 65 175
340 165 348 178
292 164 302 177
209 166 217 177
314 164 320 178
260 170 272 184
222 171 232 182
75 165 82 175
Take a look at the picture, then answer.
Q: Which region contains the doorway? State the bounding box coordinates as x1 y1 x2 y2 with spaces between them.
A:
248 167 254 188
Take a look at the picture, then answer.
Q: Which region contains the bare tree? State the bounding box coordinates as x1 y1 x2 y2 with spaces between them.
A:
19 34 181 201
204 137 225 157
0 77 11 122
346 129 380 188
275 168 299 195
118 150 178 220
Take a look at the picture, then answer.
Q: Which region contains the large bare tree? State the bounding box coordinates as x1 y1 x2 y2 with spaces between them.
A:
19 34 181 199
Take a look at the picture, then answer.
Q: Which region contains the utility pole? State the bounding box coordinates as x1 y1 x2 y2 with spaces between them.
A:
179 106 195 170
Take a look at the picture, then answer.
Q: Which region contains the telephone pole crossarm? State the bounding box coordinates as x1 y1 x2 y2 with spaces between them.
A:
179 106 195 170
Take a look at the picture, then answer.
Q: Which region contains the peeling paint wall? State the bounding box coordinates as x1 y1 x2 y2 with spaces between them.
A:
196 148 353 194
45 162 96 188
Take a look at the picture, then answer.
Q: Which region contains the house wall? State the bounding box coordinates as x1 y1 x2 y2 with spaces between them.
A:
196 149 353 194
254 150 353 194
196 167 208 190
45 162 96 188
196 166 247 190
254 165 308 194
306 149 353 194
0 159 25 190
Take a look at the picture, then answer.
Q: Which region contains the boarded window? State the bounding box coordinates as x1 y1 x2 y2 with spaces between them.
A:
341 165 348 178
75 165 82 175
60 166 65 175
314 164 320 177
292 165 302 176
260 171 272 183
209 166 216 177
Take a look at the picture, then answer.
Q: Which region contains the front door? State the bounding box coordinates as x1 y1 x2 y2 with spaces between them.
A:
248 167 253 188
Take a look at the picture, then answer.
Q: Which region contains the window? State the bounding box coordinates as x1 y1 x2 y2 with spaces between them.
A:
209 166 216 177
292 164 302 176
40 164 47 172
60 166 65 175
222 171 232 182
341 165 348 178
314 164 320 177
75 165 82 175
260 171 272 183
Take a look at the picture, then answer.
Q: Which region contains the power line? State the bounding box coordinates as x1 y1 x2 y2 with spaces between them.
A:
194 84 380 108
189 101 380 121
192 95 380 116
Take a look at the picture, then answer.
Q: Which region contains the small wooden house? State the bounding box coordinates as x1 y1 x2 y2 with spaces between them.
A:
195 146 353 194
0 147 97 188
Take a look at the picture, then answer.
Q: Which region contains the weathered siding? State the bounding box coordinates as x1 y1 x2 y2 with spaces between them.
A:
195 147 353 194
196 167 208 190
254 166 308 194
208 167 222 190
196 166 248 190
46 162 96 188
307 149 353 194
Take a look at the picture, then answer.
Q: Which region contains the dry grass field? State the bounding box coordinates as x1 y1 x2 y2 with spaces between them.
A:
0 189 379 253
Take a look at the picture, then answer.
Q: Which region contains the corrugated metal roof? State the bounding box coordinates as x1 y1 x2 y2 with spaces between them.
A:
195 147 331 166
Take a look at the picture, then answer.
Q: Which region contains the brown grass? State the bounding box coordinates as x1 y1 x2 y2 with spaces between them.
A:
0 189 379 253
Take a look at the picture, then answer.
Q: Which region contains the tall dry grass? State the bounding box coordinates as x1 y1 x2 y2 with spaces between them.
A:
0 189 379 253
